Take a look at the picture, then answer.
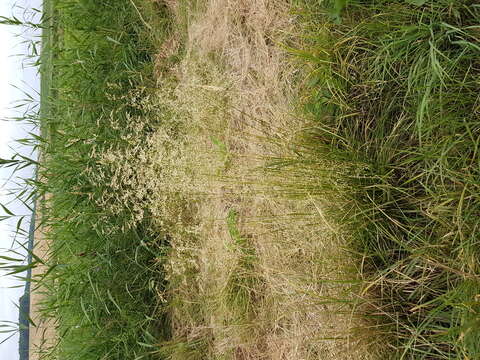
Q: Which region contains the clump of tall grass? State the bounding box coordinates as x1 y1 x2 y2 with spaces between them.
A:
31 0 182 359
280 0 480 358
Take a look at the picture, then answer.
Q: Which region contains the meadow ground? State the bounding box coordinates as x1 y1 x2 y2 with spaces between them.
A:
18 0 480 359
151 1 379 358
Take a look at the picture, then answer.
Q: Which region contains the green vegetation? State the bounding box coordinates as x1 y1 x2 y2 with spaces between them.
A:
2 0 479 359
35 0 175 359
279 0 480 358
39 0 55 124
225 209 260 320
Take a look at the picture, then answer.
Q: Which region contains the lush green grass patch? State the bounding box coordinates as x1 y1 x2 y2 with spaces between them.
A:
287 0 480 358
35 1 176 359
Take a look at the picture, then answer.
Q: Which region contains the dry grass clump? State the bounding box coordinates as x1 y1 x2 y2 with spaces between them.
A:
187 0 298 147
150 1 383 359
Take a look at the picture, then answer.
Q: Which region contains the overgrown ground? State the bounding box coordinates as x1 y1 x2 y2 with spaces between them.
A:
152 1 378 358
5 0 478 359
31 0 174 359
293 1 480 358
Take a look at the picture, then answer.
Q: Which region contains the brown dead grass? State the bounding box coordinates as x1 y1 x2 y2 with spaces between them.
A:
153 1 385 359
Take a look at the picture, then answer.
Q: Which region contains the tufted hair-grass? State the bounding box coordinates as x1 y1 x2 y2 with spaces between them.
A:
278 0 480 358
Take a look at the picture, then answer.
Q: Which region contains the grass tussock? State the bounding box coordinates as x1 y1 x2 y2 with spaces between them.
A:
276 0 480 358
153 1 381 359
32 0 179 359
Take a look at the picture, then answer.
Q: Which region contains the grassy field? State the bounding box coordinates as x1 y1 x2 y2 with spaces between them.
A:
32 0 174 359
2 0 478 359
286 0 480 358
